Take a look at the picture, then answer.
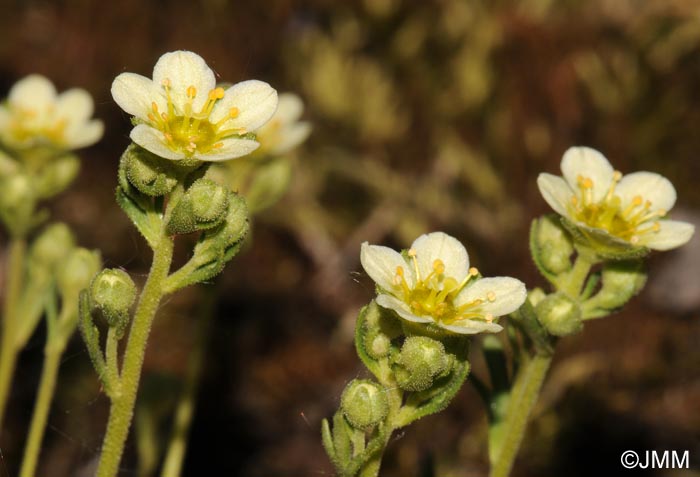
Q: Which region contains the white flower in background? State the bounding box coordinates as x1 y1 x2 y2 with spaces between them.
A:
254 93 312 156
0 74 103 151
360 232 527 335
111 50 278 162
537 146 694 251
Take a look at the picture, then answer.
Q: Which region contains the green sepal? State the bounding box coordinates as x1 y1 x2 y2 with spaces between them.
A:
560 218 650 261
508 298 555 355
115 186 160 249
121 144 179 197
321 418 337 464
165 179 229 235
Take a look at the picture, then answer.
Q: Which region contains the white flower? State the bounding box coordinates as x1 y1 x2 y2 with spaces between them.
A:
538 146 695 251
360 232 527 335
0 74 103 151
254 93 312 156
111 50 278 162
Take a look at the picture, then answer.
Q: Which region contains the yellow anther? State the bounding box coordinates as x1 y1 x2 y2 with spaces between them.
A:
186 85 197 98
396 266 405 276
486 291 496 302
433 259 445 274
485 313 494 323
652 222 661 232
632 195 643 206
209 87 225 100
408 248 417 257
612 170 622 181
630 235 639 244
581 177 594 189
161 78 171 87
151 102 159 113
229 107 240 118
212 142 223 149
469 267 479 276
164 132 173 141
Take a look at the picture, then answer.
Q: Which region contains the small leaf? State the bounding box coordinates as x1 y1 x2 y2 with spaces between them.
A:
115 186 160 249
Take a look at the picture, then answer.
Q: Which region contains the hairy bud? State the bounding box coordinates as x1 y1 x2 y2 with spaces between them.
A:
394 336 452 392
90 268 137 336
535 292 582 336
340 379 389 430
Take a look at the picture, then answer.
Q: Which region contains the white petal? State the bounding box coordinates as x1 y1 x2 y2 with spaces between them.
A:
152 51 216 113
561 146 614 203
194 138 260 162
55 88 94 123
376 294 432 323
360 242 413 291
112 73 164 121
410 232 469 284
269 122 312 155
640 220 695 251
64 119 104 148
212 80 278 132
439 320 503 335
129 124 183 160
615 171 677 213
537 173 574 218
274 93 305 124
9 74 56 111
454 277 526 317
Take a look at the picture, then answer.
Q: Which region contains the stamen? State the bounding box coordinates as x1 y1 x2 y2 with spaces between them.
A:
486 291 496 302
187 85 197 99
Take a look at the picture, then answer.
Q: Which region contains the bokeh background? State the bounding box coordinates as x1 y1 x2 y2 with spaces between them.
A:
1 0 700 475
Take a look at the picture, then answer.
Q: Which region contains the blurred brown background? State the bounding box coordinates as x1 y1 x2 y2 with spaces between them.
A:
1 0 700 475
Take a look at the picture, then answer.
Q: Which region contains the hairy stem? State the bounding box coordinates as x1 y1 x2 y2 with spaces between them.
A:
489 352 553 477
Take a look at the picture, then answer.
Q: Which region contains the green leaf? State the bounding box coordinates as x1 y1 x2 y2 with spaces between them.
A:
115 186 160 249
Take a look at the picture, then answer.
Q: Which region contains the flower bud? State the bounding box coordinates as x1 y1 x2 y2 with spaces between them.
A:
122 144 178 196
0 174 33 214
589 261 647 311
364 329 391 359
340 379 389 430
166 179 229 235
393 336 452 392
535 292 582 337
56 248 101 299
204 192 249 250
533 215 574 275
29 223 76 270
90 268 137 336
528 287 547 307
34 154 80 199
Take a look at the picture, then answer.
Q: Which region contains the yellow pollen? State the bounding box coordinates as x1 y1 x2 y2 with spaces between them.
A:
485 313 494 323
487 291 496 302
632 195 643 206
209 87 225 100
161 78 171 87
408 248 417 257
469 267 479 276
229 107 240 118
186 85 197 98
151 102 159 113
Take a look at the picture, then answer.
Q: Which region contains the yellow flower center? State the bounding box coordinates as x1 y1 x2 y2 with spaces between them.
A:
148 79 245 157
567 171 665 245
392 249 495 325
7 106 67 147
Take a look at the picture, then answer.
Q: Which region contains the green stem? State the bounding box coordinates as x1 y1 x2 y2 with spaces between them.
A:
356 386 403 477
161 288 216 477
489 352 553 477
0 237 27 430
560 250 595 298
19 347 62 477
96 221 177 477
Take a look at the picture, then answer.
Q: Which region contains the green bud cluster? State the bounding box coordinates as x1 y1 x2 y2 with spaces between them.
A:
166 179 229 235
340 379 389 430
89 268 137 337
393 336 453 392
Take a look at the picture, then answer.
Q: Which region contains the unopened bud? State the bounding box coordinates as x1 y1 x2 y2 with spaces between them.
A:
590 261 647 311
0 174 33 211
533 215 574 275
393 336 452 392
535 292 582 336
122 144 178 196
166 179 230 235
34 154 80 199
340 379 389 430
30 223 76 269
56 248 101 298
90 268 137 335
